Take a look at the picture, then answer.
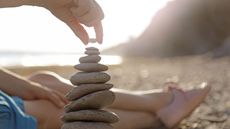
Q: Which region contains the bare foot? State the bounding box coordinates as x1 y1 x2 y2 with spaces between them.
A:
156 83 211 128
137 82 179 113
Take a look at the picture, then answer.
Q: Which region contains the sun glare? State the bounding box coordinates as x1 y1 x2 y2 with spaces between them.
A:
0 0 170 53
101 0 169 48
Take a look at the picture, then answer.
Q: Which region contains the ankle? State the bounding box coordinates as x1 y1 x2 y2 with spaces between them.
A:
144 91 174 113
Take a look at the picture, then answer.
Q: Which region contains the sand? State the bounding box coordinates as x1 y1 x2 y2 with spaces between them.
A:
7 55 230 129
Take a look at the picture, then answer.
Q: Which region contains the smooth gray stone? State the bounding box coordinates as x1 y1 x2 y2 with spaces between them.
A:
62 110 119 123
74 63 108 72
89 38 98 43
66 84 113 101
65 90 115 112
61 122 113 129
70 72 110 85
86 47 99 51
85 50 100 55
79 55 101 63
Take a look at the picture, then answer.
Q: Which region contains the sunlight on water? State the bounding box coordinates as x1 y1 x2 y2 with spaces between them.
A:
0 54 122 67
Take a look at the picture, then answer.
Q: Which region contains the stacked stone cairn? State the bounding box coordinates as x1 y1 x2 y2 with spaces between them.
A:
61 47 119 129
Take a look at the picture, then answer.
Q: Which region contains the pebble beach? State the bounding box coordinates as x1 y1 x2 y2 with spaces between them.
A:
7 55 230 129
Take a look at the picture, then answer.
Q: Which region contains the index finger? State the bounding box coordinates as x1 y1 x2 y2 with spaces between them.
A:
94 21 103 44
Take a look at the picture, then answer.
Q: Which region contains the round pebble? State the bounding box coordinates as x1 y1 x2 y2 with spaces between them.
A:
70 72 110 85
89 38 98 43
62 122 113 129
65 90 115 112
62 110 119 123
86 47 99 51
85 50 100 55
66 84 113 101
74 63 108 72
79 55 101 63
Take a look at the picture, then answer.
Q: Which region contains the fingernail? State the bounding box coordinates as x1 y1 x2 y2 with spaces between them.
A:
76 31 88 45
84 37 89 45
80 38 88 45
98 37 103 44
97 39 102 44
98 40 102 44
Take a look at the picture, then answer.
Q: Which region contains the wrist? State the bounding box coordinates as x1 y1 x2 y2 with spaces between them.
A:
23 0 45 7
0 0 19 7
0 0 43 8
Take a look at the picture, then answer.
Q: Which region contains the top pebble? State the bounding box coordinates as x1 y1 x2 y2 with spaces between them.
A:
86 47 99 51
85 50 100 55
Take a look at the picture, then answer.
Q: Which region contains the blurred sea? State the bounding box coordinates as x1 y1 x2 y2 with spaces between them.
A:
0 52 122 67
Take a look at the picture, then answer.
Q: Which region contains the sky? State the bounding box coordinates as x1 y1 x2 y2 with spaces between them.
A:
0 0 170 53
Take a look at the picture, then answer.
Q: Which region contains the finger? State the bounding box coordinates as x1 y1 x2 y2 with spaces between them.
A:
94 21 103 44
67 18 89 45
52 9 89 45
53 90 69 104
71 6 94 27
71 0 104 27
47 91 65 108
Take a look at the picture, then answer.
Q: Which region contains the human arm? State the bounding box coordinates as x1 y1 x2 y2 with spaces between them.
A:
0 68 67 108
0 0 29 7
0 0 104 44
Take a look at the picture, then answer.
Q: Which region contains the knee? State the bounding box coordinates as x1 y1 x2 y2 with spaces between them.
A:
28 71 60 83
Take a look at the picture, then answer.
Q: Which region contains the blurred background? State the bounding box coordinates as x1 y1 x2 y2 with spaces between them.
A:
0 0 229 128
0 0 230 67
0 0 169 67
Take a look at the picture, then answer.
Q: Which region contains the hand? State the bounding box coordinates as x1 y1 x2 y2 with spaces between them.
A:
0 68 68 108
22 82 68 108
37 0 104 44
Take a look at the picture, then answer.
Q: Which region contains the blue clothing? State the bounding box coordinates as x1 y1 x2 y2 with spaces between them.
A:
0 90 37 129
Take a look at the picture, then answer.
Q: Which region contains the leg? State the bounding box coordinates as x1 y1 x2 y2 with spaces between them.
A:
28 71 73 95
110 88 173 113
109 109 161 129
27 71 211 128
27 71 174 113
24 99 160 129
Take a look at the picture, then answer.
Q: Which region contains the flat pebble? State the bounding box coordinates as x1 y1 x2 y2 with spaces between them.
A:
79 55 101 63
65 90 115 112
66 84 113 101
86 47 99 51
74 63 108 72
61 122 113 129
62 110 119 123
85 50 100 55
70 72 110 85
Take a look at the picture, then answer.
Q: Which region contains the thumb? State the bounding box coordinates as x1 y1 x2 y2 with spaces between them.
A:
52 9 89 45
66 16 89 45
